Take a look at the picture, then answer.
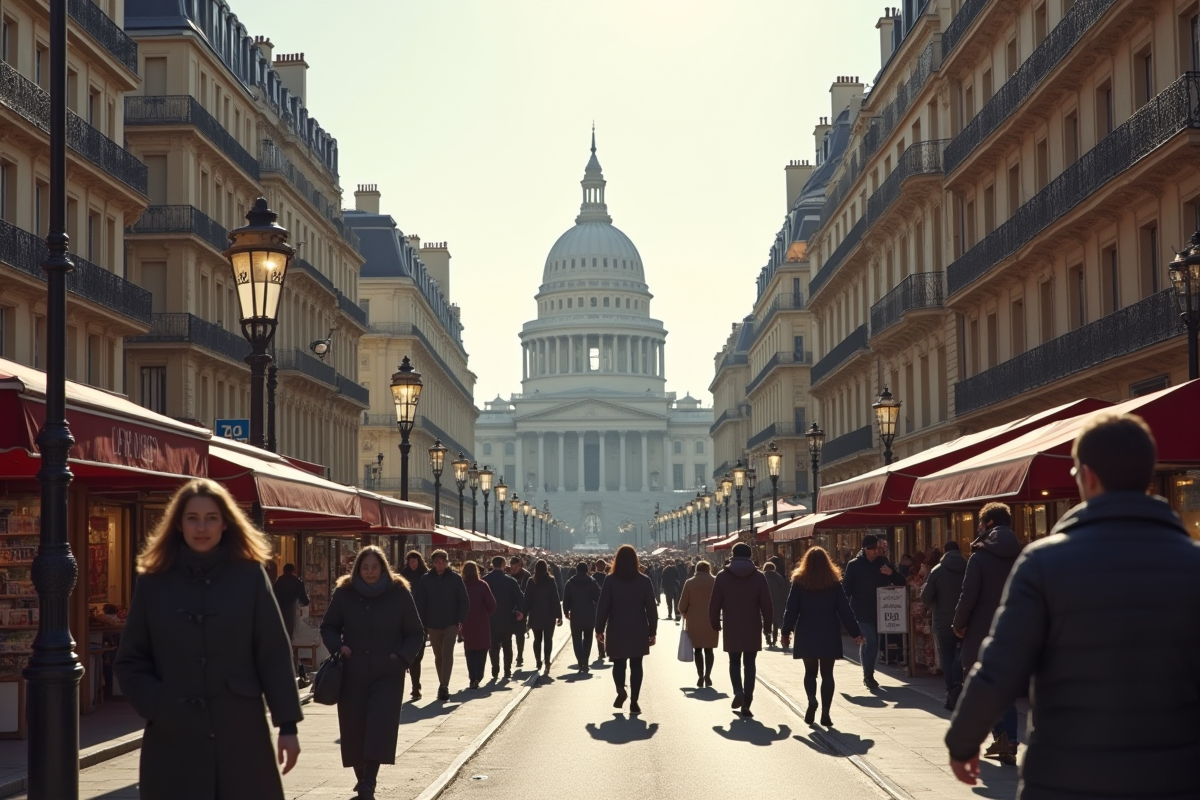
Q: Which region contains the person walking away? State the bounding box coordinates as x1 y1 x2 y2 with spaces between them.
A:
115 479 302 800
678 560 718 687
592 560 608 661
947 414 1200 797
841 534 906 689
651 561 663 608
596 545 657 714
951 503 1022 764
708 542 773 717
319 546 423 800
921 540 966 709
415 550 469 702
508 556 532 667
272 563 310 641
781 546 864 727
660 560 681 621
460 561 497 689
762 562 788 648
552 560 567 597
398 551 428 700
522 559 562 676
484 556 523 680
563 562 601 672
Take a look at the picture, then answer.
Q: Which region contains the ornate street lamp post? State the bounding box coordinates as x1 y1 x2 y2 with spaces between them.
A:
693 494 703 554
685 502 694 551
480 465 494 535
428 440 448 526
1169 231 1200 379
721 473 733 536
452 453 470 528
390 357 423 501
806 423 826 513
468 462 481 532
542 501 550 549
495 478 508 540
747 467 758 531
510 494 520 542
702 492 712 544
653 508 660 544
873 386 902 466
522 500 532 548
731 461 746 535
766 441 783 525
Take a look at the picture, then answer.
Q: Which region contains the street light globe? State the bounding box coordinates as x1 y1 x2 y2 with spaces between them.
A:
510 494 521 513
224 197 295 339
766 440 783 478
1170 232 1200 321
495 478 508 504
732 460 747 490
702 493 712 510
479 465 494 493
806 422 827 456
389 356 423 433
746 468 758 492
720 474 733 498
452 453 471 488
873 386 902 443
522 500 531 517
428 438 448 477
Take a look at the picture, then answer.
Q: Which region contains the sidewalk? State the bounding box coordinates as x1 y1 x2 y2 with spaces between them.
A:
755 637 1027 800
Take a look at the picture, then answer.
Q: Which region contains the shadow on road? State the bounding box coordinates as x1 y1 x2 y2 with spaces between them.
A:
840 691 887 709
401 702 457 722
585 714 660 744
562 672 594 683
679 687 730 702
818 728 875 756
971 761 1019 799
711 720 792 746
792 733 836 755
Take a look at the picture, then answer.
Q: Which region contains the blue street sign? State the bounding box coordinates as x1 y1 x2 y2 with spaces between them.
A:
214 418 250 442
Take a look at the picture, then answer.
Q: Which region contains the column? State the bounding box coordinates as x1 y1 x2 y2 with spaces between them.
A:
577 432 586 491
640 431 649 491
659 340 665 378
515 433 524 493
598 431 607 492
557 433 565 491
537 432 545 492
625 336 632 373
568 336 575 373
619 431 627 491
662 431 670 491
521 344 528 379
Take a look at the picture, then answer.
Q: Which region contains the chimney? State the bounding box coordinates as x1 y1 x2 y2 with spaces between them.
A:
253 35 273 62
830 76 865 125
354 184 381 214
419 241 452 300
784 160 813 210
813 116 833 164
273 51 309 105
404 234 421 251
878 8 896 67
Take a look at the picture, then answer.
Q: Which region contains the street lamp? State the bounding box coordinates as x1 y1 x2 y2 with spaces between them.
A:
731 460 746 534
452 453 470 528
1169 231 1200 379
766 440 783 525
390 357 423 501
495 478 508 540
542 501 550 549
720 473 733 536
873 385 902 466
480 465 494 535
806 422 826 512
747 467 758 531
429 439 448 526
468 462 481 532
653 508 660 543
510 494 521 542
693 494 703 553
522 500 532 548
702 492 712 544
225 198 295 448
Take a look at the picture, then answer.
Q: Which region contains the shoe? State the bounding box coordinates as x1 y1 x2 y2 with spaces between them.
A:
614 688 628 708
516 658 523 668
535 659 542 671
469 680 479 690
740 698 753 717
864 677 880 690
437 687 449 702
820 713 833 727
945 683 962 711
704 676 713 688
984 732 1017 758
582 665 590 674
504 671 512 680
804 700 817 725
542 665 550 676
696 676 704 688
410 690 422 701
629 700 641 714
731 693 744 710
491 670 499 680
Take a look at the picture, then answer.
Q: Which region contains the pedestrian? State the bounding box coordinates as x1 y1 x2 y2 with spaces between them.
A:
115 479 302 800
591 560 608 660
951 502 1022 764
841 534 905 689
271 563 310 641
708 542 772 717
946 414 1200 797
508 556 532 668
460 561 497 689
484 556 523 680
596 545 657 714
762 561 788 648
397 550 428 700
781 546 864 728
415 549 470 702
921 540 966 709
522 559 562 676
677 560 718 688
319 545 424 800
659 559 680 620
563 561 601 672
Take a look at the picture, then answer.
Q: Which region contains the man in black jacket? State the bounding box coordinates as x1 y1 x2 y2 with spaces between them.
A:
415 550 470 702
921 541 967 709
508 556 532 668
271 563 309 640
562 562 601 672
660 561 681 621
484 556 523 680
946 413 1200 798
842 534 905 689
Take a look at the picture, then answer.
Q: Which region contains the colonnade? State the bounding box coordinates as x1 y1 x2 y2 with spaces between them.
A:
521 334 665 379
512 429 671 493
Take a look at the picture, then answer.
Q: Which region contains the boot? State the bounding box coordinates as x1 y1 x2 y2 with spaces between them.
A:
984 731 1015 758
740 693 753 718
804 697 817 725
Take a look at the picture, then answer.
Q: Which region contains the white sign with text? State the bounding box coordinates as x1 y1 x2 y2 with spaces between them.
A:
876 585 908 634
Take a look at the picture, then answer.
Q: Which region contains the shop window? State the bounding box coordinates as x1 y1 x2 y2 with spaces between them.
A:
0 495 41 681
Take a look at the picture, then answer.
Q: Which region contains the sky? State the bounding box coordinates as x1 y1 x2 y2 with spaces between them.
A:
232 0 883 406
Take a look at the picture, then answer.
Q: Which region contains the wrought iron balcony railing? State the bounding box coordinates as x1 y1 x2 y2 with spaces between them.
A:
125 96 260 180
337 291 369 327
870 271 945 338
362 413 395 427
715 351 750 374
290 257 336 295
274 347 336 386
745 351 814 395
709 406 750 436
942 0 990 56
810 324 869 386
260 141 360 252
810 216 865 298
68 0 137 73
756 292 805 337
126 205 228 253
126 313 251 363
866 139 948 223
364 322 473 401
747 422 801 450
954 289 1185 416
947 73 1200 296
820 425 874 466
945 0 1119 176
0 217 151 325
336 373 369 406
0 60 147 194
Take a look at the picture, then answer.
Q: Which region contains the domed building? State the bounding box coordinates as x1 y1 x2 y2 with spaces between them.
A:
476 134 713 547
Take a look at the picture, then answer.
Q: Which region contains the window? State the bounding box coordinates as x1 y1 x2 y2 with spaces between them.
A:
87 212 99 261
986 312 998 368
1039 279 1054 344
1006 37 1018 77
483 443 492 456
1182 12 1200 73
360 298 369 322
603 297 609 307
965 199 977 248
0 161 10 221
1011 298 1026 355
981 68 993 102
1096 79 1114 138
504 442 515 456
672 463 684 490
964 84 975 123
1007 163 1021 217
35 44 46 89
67 69 78 113
567 298 572 308
1134 47 1153 109
983 185 995 235
588 346 599 371
695 441 705 454
1101 244 1120 314
793 335 805 357
1034 3 1048 45
624 298 630 308
1 16 14 67
969 317 981 375
1067 263 1086 330
589 297 597 307
1064 111 1079 166
141 367 167 414
87 87 100 126
577 297 583 307
673 440 682 455
0 306 7 357
1140 222 1160 297
1035 138 1049 192
694 464 706 488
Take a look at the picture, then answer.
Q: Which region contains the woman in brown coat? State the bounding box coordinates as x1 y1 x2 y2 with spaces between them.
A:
678 561 718 687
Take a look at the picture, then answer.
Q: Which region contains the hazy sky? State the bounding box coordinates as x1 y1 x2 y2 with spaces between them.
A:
234 0 883 405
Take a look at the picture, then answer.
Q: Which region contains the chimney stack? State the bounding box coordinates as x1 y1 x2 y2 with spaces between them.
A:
830 76 865 125
419 241 452 300
254 35 274 62
354 184 381 214
813 116 833 165
878 8 897 67
784 160 814 211
273 51 309 105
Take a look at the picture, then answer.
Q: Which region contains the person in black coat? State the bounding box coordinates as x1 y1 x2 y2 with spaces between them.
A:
709 542 773 717
592 560 608 659
271 563 309 640
781 546 863 728
596 546 657 714
398 550 429 700
841 534 905 689
921 541 967 708
508 556 532 667
115 479 302 800
660 561 681 620
483 556 523 679
522 559 562 675
415 550 470 702
563 562 602 672
321 546 424 799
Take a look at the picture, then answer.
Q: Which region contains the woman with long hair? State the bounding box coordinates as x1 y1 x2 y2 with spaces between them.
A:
595 545 657 713
677 560 718 687
460 561 497 688
321 546 424 799
114 479 302 800
521 559 562 676
781 546 864 727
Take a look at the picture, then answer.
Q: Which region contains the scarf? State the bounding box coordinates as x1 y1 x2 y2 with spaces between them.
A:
353 573 391 598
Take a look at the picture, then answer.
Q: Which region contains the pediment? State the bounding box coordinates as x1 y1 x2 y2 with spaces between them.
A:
515 399 666 424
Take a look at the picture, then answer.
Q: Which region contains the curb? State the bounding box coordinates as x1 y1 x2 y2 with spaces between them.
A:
0 732 146 799
414 634 572 800
756 673 915 800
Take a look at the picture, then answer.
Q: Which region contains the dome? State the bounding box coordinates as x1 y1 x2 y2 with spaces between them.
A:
543 222 644 283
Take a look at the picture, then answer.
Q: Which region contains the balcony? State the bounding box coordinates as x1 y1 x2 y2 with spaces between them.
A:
820 425 874 466
865 139 948 225
755 292 805 337
337 291 369 328
126 206 228 253
947 73 1200 297
810 324 869 387
68 0 138 73
954 289 1185 416
809 216 865 299
870 271 945 341
336 373 369 407
745 351 814 395
747 422 800 450
362 413 394 427
0 217 151 326
365 322 473 401
290 257 336 296
275 347 336 386
259 141 360 252
126 313 251 363
942 0 989 56
125 96 260 181
0 61 147 194
861 40 943 166
945 0 1119 177
709 405 750 435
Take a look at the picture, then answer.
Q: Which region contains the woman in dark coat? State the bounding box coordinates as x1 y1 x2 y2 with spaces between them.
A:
460 561 497 688
781 546 864 727
595 545 658 714
521 559 562 675
562 561 601 672
320 545 424 800
115 479 302 800
398 551 428 700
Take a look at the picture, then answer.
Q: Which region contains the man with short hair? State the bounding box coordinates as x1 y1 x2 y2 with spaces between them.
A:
415 550 470 702
947 413 1200 797
508 556 532 668
660 560 681 621
921 540 967 709
484 556 523 680
842 534 905 689
271 563 309 640
709 542 773 717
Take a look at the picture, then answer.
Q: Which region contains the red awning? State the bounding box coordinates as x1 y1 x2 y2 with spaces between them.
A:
707 533 740 552
774 512 844 542
0 358 209 485
358 490 434 534
433 525 490 547
816 397 1112 514
910 380 1200 507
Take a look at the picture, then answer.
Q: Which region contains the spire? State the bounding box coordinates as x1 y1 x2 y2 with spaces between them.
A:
586 123 601 172
577 126 611 224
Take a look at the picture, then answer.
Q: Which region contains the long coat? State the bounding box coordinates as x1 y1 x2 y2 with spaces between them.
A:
461 577 497 651
114 551 302 800
562 574 601 631
511 568 531 634
677 571 718 649
483 569 523 644
781 581 861 660
764 569 789 624
952 526 1021 668
595 573 657 660
522 578 562 631
708 557 773 653
319 578 424 768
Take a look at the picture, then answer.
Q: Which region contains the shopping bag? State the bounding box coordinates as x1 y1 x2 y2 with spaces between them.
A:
677 623 693 662
312 652 343 705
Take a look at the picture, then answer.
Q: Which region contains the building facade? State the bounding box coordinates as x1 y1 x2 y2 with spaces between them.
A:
476 136 713 546
121 0 367 484
345 185 477 519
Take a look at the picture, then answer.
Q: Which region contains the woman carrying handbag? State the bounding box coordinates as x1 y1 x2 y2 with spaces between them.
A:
678 561 718 687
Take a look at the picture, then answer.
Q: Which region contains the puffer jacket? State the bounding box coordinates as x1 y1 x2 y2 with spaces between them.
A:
953 526 1021 668
920 548 967 631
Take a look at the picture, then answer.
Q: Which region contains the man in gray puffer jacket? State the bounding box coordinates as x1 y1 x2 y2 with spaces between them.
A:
921 541 966 708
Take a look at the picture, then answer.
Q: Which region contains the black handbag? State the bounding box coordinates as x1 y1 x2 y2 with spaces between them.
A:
312 652 343 705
